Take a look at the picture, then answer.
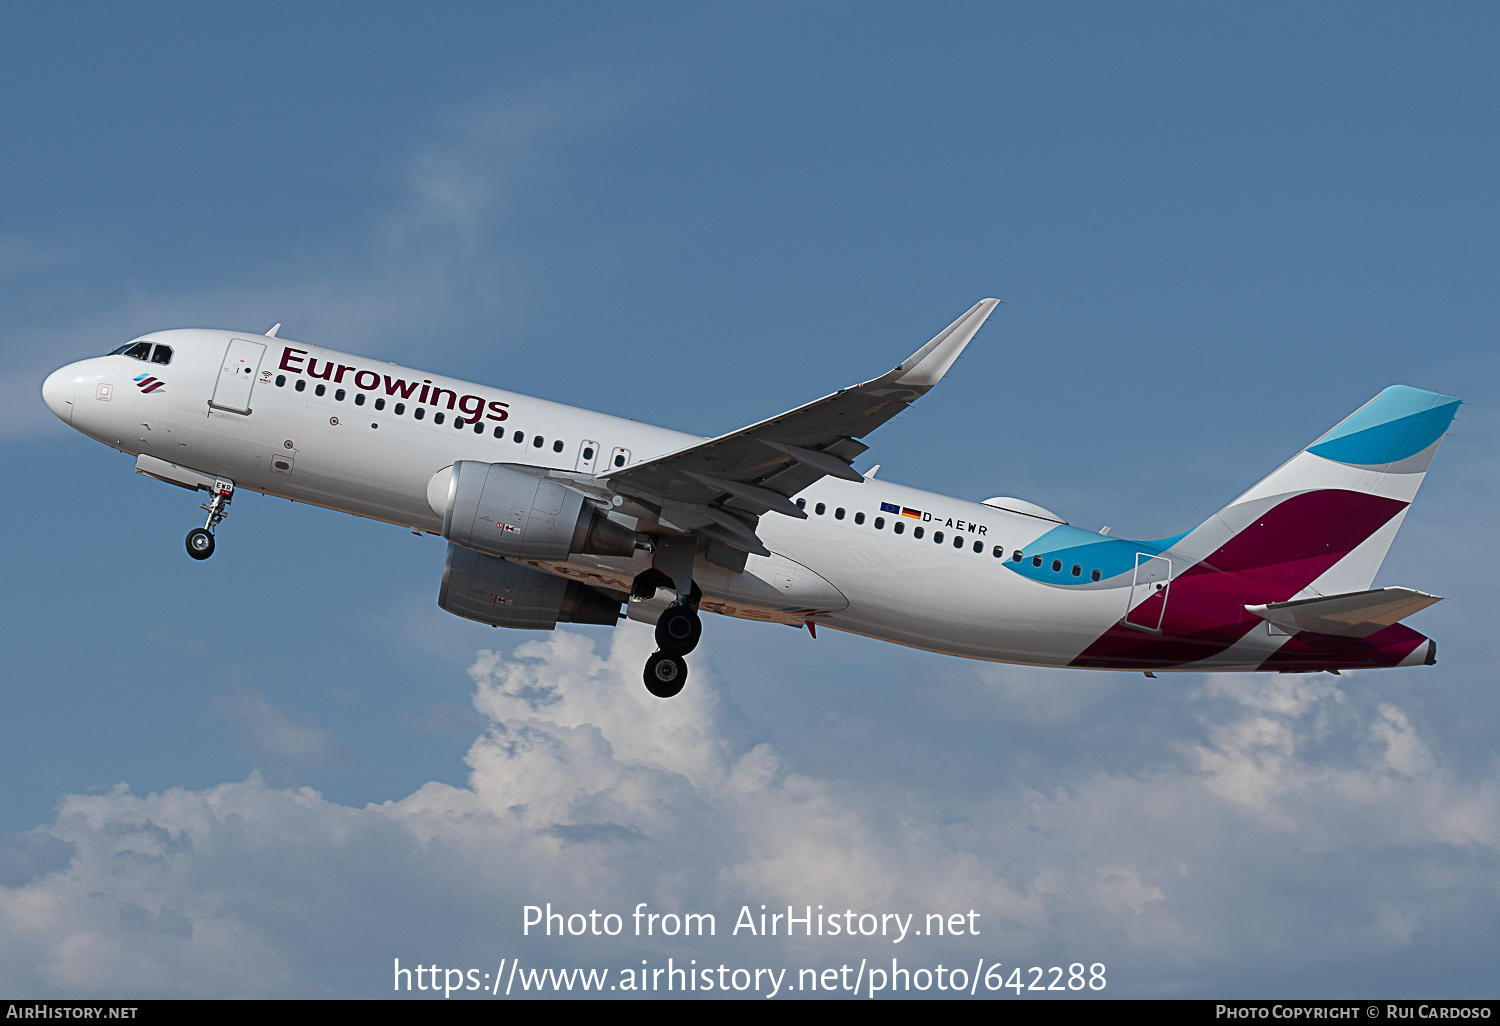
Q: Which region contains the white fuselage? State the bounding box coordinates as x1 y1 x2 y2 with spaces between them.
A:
41 327 1328 672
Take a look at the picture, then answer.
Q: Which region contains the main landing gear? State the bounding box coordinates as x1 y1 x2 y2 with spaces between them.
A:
634 567 702 699
644 651 688 698
643 602 701 698
185 480 234 561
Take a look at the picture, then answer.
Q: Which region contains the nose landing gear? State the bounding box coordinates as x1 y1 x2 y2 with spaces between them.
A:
185 480 234 560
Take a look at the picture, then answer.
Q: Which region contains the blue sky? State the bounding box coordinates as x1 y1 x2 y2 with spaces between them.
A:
2 2 1497 998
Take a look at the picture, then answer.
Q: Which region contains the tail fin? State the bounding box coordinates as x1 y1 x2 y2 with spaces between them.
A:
1165 385 1460 598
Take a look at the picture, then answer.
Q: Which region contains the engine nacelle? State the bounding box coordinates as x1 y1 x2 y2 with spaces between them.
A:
439 543 623 629
437 461 638 560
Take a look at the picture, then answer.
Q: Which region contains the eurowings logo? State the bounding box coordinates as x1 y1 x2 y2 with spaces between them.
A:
133 374 165 394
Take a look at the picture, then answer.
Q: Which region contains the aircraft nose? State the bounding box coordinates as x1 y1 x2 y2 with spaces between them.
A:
41 366 78 424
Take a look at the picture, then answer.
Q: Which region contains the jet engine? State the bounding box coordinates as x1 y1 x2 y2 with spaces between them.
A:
439 543 623 629
436 461 638 561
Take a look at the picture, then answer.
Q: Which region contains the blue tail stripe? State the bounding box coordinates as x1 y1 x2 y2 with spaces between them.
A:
1308 402 1459 466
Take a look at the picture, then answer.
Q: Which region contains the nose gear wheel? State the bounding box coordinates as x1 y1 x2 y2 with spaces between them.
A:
185 528 215 559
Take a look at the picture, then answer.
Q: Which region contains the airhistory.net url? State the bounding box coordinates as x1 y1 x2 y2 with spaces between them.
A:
393 958 1108 998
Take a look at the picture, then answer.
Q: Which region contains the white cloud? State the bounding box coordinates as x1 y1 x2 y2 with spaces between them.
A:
0 625 1495 997
213 688 342 773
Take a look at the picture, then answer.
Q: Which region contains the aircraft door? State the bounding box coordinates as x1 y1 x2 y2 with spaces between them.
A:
210 338 267 414
576 439 599 473
609 446 631 470
1123 554 1171 632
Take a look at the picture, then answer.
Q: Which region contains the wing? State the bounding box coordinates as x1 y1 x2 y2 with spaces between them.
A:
600 299 999 558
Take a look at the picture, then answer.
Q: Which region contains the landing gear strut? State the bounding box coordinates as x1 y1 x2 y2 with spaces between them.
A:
185 480 234 561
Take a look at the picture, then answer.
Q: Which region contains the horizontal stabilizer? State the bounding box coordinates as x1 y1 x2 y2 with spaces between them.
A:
1246 587 1442 639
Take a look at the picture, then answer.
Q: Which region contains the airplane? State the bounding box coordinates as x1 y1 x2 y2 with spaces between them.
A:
40 300 1457 697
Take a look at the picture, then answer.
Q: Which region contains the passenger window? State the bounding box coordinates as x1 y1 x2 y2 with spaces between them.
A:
815 503 826 515
934 531 944 544
894 522 905 535
354 393 364 406
295 379 306 392
275 375 286 387
1052 559 1062 572
124 342 152 360
434 412 445 424
493 426 503 438
914 526 924 539
473 421 483 433
513 431 524 443
796 498 806 510
613 453 625 467
315 384 326 396
583 447 594 460
1091 569 1102 582
533 436 544 448
1072 564 1081 577
150 345 173 365
1032 555 1042 567
374 398 385 410
854 512 865 525
553 440 564 453
874 517 884 529
395 403 405 415
835 508 845 520
992 546 1004 558
454 416 464 429
414 407 425 420
1013 551 1023 563
335 389 346 401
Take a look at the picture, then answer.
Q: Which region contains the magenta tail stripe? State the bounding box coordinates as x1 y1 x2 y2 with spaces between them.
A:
1073 489 1411 670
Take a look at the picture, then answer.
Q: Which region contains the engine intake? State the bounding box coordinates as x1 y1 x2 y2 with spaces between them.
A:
439 544 623 629
439 461 638 560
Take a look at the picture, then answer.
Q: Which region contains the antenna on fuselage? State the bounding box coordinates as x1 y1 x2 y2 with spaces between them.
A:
265 323 282 337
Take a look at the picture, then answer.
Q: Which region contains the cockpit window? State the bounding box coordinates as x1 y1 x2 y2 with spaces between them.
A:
150 345 173 365
116 341 153 360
